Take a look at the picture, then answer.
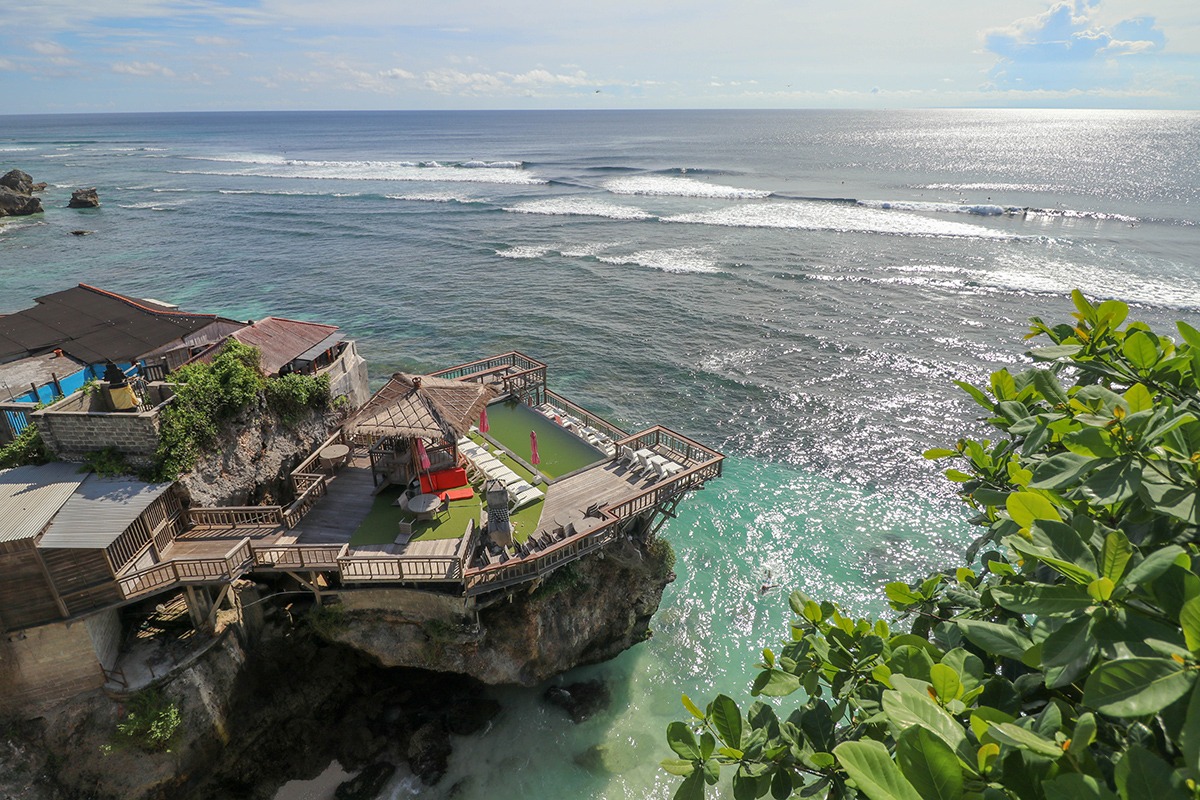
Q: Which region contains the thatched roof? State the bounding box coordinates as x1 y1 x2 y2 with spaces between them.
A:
347 373 498 440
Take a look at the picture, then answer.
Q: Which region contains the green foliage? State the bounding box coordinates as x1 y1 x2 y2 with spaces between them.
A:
112 689 181 753
81 446 134 477
0 424 51 469
265 371 331 425
664 293 1200 799
650 536 678 580
536 563 585 597
305 603 345 640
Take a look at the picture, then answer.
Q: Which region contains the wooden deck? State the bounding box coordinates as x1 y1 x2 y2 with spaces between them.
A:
289 457 377 545
534 460 653 534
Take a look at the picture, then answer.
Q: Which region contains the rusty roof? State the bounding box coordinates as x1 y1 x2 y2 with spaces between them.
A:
348 373 497 440
0 463 88 544
190 316 340 376
0 283 229 365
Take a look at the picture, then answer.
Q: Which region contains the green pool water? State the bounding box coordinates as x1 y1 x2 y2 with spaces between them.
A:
483 399 605 479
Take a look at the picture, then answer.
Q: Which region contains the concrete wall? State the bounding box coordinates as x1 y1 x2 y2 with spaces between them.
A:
32 394 164 467
84 608 122 672
0 618 104 713
320 340 371 412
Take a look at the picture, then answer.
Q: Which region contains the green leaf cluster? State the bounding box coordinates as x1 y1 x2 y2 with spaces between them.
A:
112 688 182 753
664 293 1200 800
0 423 52 469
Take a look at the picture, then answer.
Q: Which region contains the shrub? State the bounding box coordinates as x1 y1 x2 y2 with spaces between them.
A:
0 425 51 469
648 536 677 580
663 292 1200 800
265 372 331 425
113 689 182 753
81 447 133 477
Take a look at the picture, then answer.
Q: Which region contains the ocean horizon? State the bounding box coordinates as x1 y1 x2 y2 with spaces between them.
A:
3 107 1199 799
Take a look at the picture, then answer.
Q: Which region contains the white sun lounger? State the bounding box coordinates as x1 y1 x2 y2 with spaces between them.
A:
511 486 545 510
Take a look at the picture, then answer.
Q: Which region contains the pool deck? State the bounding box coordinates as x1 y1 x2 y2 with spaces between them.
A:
116 352 723 601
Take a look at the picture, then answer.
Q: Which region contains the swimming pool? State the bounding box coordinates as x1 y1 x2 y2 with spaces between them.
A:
483 400 605 480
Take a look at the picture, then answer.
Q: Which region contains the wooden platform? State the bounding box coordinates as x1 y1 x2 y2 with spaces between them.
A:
290 458 378 544
535 460 653 533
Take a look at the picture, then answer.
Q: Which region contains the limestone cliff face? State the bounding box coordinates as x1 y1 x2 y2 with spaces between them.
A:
326 534 675 685
178 404 342 507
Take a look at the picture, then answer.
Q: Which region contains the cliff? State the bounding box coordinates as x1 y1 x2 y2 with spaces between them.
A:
325 533 675 685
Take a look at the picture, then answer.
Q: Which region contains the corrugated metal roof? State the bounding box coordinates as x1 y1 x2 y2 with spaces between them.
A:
38 476 174 549
0 283 231 364
0 463 88 544
189 316 341 376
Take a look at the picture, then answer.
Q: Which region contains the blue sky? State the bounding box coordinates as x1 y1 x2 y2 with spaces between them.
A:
1 0 1196 112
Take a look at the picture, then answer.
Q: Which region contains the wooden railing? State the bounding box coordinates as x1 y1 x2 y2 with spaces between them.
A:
615 426 724 469
431 351 545 383
542 389 629 444
290 428 350 492
282 477 327 529
338 553 462 583
187 506 284 527
464 521 624 596
118 538 253 599
251 542 344 570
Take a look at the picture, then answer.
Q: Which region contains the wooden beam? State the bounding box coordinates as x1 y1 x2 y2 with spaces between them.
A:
285 571 323 602
33 548 70 619
183 586 206 629
204 583 232 632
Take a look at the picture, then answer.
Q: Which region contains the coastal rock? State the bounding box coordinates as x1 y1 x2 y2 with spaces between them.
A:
334 763 396 800
444 696 501 736
574 742 639 776
324 533 674 685
544 679 611 723
0 186 43 217
1 169 35 194
70 229 93 236
406 721 452 785
67 188 100 208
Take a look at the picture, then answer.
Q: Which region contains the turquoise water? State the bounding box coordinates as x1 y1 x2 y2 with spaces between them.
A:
483 400 604 479
2 110 1198 799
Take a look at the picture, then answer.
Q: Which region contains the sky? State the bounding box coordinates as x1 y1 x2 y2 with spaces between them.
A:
1 0 1197 112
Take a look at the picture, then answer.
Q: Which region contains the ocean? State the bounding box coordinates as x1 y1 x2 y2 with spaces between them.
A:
2 109 1199 798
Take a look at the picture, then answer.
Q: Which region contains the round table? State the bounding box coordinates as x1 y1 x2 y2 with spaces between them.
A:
408 493 442 521
319 443 350 469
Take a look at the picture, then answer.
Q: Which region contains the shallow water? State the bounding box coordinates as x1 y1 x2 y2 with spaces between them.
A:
2 109 1198 798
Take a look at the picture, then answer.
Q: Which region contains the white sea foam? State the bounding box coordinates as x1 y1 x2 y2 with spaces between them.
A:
117 200 187 211
173 161 545 185
917 182 1059 193
662 201 1021 240
596 247 721 274
386 191 480 204
1025 208 1140 223
495 245 555 259
605 175 770 199
559 241 626 258
459 160 523 169
858 200 1025 217
504 198 654 221
217 189 329 196
0 146 33 152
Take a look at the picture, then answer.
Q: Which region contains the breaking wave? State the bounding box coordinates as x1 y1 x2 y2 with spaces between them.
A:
504 198 654 221
605 175 770 199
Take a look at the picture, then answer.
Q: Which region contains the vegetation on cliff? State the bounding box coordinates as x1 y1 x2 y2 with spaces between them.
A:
0 424 52 470
665 293 1200 799
154 340 331 480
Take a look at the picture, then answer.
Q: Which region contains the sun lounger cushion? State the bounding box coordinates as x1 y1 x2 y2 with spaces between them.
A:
439 486 475 502
420 467 468 493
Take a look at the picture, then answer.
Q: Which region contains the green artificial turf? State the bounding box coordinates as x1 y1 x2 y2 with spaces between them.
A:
465 432 545 544
349 485 480 546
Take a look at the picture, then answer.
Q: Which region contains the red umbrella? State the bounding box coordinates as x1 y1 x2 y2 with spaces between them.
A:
479 406 490 433
415 438 432 471
530 430 540 466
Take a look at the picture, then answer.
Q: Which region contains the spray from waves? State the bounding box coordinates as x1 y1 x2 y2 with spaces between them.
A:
857 200 1026 217
596 247 722 274
504 198 654 221
915 182 1060 193
217 189 338 197
662 201 1024 240
495 245 556 259
605 175 770 200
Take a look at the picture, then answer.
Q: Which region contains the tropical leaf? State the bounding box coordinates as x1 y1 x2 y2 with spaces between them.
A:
709 695 743 749
1122 331 1161 371
990 584 1094 616
957 619 1034 661
1113 746 1190 800
882 689 972 764
1100 531 1133 583
987 721 1065 759
667 721 702 760
1083 657 1198 717
896 726 965 800
834 740 925 800
1006 491 1060 529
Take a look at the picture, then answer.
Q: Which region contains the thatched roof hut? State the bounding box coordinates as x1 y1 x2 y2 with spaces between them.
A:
347 373 498 441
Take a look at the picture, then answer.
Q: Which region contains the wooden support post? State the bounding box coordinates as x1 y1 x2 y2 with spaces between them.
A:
184 586 206 630
204 583 233 633
285 571 323 603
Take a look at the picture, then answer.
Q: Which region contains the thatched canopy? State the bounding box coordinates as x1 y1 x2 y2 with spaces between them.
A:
347 372 498 440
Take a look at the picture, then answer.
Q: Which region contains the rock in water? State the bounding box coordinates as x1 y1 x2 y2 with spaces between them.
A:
406 722 452 785
1 169 35 194
334 762 396 800
0 169 44 217
68 187 100 208
544 679 612 723
71 229 94 236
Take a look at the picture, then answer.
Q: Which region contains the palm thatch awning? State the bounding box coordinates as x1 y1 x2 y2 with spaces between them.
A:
347 373 498 440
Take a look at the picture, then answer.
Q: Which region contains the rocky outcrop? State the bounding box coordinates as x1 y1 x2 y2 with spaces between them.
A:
67 188 100 208
0 169 43 217
325 533 674 685
178 404 342 507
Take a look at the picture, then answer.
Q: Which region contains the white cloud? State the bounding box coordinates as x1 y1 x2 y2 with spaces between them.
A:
194 35 238 47
379 67 415 80
112 60 175 77
30 40 69 56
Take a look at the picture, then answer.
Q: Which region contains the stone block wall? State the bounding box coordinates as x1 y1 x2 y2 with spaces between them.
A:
0 618 105 713
32 395 165 468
